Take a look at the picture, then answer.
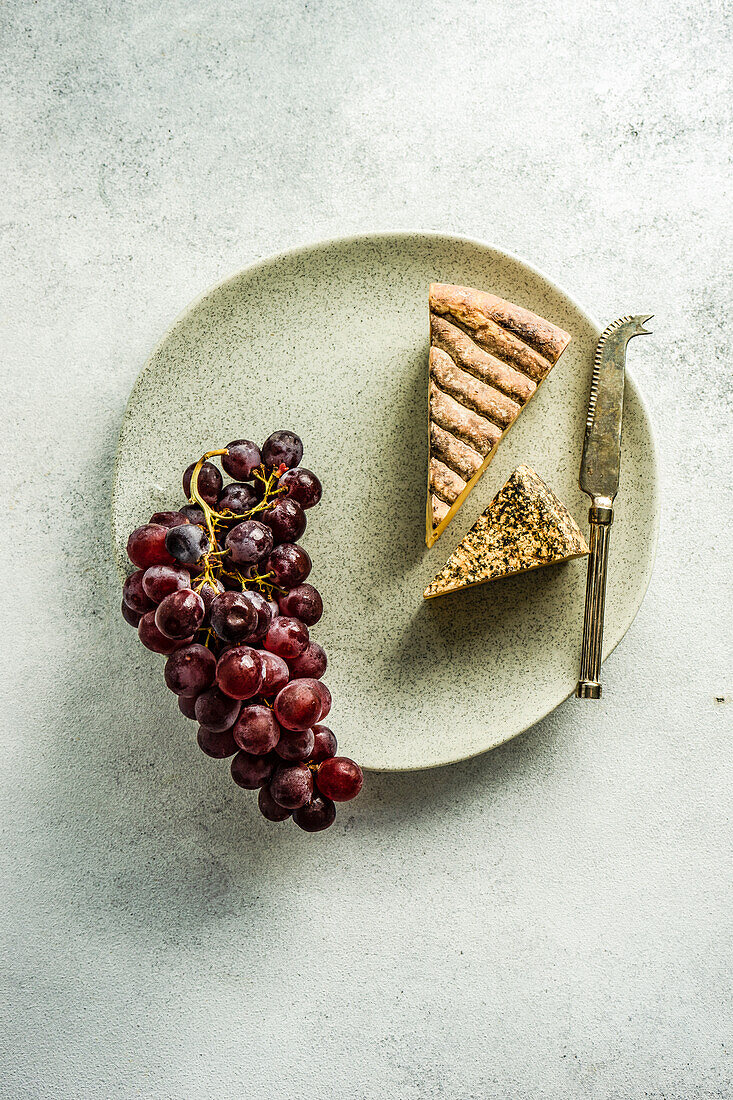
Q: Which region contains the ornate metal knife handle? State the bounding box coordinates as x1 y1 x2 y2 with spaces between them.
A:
577 500 613 698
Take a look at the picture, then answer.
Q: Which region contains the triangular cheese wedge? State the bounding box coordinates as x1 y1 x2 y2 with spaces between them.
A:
424 465 588 599
426 283 571 547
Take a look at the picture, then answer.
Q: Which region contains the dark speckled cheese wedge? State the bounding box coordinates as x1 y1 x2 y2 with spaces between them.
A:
423 465 588 599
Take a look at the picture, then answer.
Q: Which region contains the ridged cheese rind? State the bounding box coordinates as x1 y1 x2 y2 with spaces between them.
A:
426 284 571 546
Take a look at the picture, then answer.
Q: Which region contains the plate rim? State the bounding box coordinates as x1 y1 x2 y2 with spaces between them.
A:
112 230 660 771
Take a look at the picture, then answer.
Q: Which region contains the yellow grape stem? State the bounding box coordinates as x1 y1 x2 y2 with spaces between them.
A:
189 449 229 589
186 448 286 606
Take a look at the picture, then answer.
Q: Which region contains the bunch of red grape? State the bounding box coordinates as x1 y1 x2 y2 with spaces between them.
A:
120 430 363 832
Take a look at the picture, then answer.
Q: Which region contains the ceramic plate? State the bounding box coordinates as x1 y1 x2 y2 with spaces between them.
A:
112 233 659 771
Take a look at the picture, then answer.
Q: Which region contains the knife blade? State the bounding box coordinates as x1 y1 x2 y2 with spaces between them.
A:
579 314 653 503
577 314 653 698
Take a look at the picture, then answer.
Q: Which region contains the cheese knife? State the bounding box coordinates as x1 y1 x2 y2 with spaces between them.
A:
577 314 653 698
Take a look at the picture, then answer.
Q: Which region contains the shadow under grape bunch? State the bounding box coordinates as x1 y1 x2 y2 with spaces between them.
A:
120 430 363 832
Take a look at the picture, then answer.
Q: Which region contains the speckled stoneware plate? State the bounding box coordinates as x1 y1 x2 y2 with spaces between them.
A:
112 233 659 772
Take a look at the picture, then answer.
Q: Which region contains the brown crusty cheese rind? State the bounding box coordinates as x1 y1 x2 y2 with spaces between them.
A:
426 284 571 547
424 465 588 599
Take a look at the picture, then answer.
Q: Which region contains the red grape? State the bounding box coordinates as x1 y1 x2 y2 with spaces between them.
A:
197 579 225 619
195 686 241 732
270 763 313 809
288 641 327 680
217 482 258 518
197 725 238 758
266 544 311 589
231 750 276 789
261 498 306 543
165 524 210 564
258 785 291 821
292 678 331 722
149 510 191 528
262 430 303 470
225 520 273 565
222 439 261 481
317 757 363 802
178 694 199 720
243 590 273 642
127 524 174 569
210 591 258 642
216 646 263 700
138 612 192 654
259 651 290 697
123 570 155 614
179 504 206 526
279 467 322 509
274 679 322 731
293 795 336 832
232 704 281 754
164 644 217 697
274 726 315 762
278 583 322 625
310 724 337 763
142 564 191 603
264 616 309 660
121 600 143 628
314 681 332 721
183 460 222 505
155 588 205 639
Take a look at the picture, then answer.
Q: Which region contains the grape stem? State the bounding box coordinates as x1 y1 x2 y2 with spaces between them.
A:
189 449 230 593
189 449 229 549
187 448 288 635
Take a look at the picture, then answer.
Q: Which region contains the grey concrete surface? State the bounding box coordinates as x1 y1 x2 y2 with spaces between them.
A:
2 1 731 1097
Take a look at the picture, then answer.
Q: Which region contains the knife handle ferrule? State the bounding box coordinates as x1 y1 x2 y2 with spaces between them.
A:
577 503 613 699
589 502 613 524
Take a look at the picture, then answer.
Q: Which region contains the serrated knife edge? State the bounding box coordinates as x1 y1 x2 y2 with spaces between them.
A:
586 315 641 432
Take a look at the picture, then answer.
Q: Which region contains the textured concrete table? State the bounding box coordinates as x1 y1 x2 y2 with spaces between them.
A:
3 2 731 1097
